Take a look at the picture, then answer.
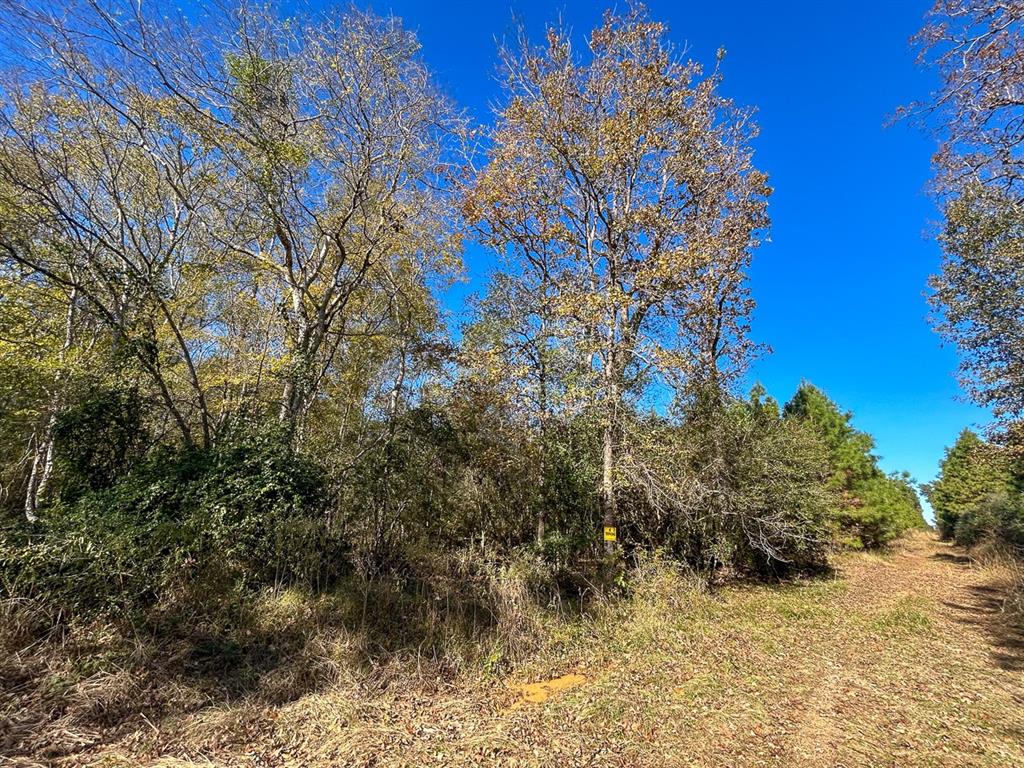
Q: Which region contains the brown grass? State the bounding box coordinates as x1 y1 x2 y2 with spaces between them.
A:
3 533 1024 767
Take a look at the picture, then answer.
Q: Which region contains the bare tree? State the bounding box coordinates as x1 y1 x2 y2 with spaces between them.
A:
0 31 224 446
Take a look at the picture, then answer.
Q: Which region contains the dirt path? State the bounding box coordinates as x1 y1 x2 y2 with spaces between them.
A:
18 534 1024 767
777 534 1024 767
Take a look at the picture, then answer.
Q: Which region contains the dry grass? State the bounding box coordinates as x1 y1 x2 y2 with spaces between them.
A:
3 533 1024 767
963 541 1024 617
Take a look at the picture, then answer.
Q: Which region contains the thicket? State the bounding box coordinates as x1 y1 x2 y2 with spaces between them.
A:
0 2 926 659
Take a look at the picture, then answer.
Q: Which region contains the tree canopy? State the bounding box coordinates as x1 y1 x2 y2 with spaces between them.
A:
913 1 1024 425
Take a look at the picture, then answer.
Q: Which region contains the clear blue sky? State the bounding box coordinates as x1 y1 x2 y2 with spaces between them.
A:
364 0 990 509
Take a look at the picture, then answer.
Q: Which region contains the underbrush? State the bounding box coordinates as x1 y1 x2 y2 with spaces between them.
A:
0 546 707 762
4 535 956 765
1 429 344 621
0 413 878 763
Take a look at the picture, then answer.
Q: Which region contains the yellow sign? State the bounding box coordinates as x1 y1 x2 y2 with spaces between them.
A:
603 526 617 542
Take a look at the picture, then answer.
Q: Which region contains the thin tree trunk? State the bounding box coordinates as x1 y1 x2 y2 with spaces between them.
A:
35 425 57 502
600 261 620 553
24 288 78 520
370 333 410 561
601 351 619 553
24 433 41 523
536 308 549 547
601 412 617 551
535 415 547 546
279 281 309 427
156 298 211 447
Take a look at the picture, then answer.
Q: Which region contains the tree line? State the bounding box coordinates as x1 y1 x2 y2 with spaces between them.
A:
0 1 926 623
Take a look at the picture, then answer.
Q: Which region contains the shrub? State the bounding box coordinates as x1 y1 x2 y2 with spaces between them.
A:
51 386 150 500
0 428 342 618
954 491 1024 552
621 388 834 577
338 398 600 580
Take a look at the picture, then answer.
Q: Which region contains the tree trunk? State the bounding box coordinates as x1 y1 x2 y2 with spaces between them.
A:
601 351 619 553
24 289 78 520
536 312 549 547
35 425 57 502
279 283 310 429
24 434 41 523
535 422 547 545
601 415 617 551
279 348 313 437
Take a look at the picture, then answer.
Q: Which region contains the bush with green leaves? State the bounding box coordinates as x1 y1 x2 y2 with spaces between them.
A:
51 386 150 500
841 472 926 550
0 428 341 617
952 490 1024 552
338 394 600 582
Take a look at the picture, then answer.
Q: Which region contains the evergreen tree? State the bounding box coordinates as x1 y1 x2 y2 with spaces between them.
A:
782 383 876 492
924 429 1012 539
784 383 925 547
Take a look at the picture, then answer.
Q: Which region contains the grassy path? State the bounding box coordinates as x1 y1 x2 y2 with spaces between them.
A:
14 534 1024 767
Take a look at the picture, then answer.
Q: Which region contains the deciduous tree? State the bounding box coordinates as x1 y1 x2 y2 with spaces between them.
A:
466 8 769 545
912 1 1024 424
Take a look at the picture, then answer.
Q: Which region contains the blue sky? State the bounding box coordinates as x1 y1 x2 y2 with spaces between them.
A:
365 0 989 511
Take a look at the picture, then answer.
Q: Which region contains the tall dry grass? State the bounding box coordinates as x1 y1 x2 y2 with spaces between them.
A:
0 544 628 762
970 541 1024 618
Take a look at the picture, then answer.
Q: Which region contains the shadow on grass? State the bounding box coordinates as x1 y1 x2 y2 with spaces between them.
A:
0 573 521 762
930 551 975 566
710 558 839 591
0 553 840 763
938 554 1024 674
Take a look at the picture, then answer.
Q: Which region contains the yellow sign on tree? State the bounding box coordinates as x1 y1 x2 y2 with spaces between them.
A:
603 526 617 542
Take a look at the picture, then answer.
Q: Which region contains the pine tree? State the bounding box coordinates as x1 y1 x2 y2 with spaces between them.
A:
925 429 1012 539
784 383 925 547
